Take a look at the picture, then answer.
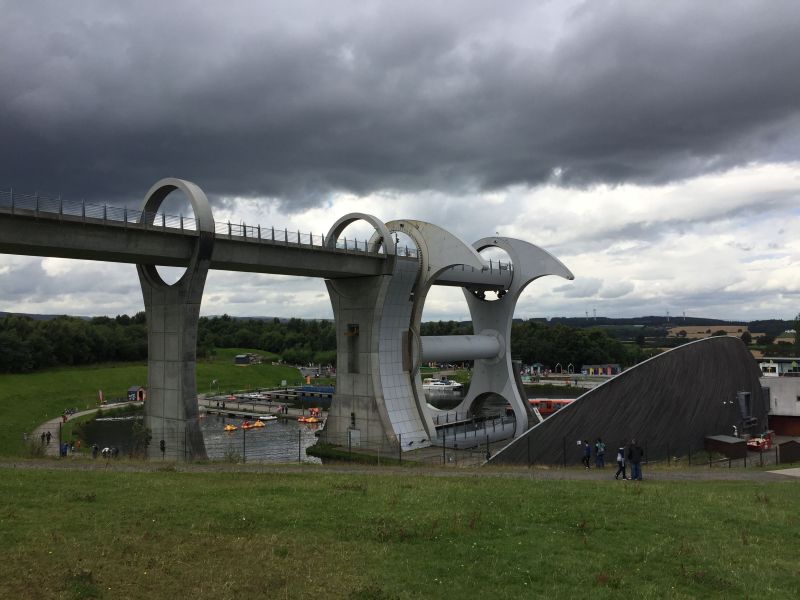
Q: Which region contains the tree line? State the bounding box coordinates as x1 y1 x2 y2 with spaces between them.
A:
422 320 651 368
197 315 336 366
508 320 652 368
0 313 148 373
0 313 337 373
1 313 650 374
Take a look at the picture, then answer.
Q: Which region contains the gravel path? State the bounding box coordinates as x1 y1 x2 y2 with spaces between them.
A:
30 402 139 457
1 456 797 482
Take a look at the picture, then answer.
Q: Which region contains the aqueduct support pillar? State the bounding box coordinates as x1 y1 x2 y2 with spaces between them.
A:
322 213 429 451
137 178 214 460
323 215 488 452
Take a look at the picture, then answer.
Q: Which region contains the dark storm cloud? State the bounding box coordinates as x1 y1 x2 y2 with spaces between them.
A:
1 0 799 209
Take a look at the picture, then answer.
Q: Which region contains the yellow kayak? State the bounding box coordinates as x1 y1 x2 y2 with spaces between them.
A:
223 424 237 432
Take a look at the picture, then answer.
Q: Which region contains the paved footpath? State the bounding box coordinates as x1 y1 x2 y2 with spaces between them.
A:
30 402 139 457
2 455 799 482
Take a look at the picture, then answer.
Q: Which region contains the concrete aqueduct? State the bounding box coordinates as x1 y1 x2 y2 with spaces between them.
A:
0 178 573 459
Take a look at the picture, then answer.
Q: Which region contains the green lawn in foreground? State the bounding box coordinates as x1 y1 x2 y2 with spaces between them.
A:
0 467 797 599
0 348 303 456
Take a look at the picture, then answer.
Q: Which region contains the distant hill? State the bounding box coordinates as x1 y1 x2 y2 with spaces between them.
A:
0 311 90 321
1 311 791 334
219 316 334 323
548 315 737 328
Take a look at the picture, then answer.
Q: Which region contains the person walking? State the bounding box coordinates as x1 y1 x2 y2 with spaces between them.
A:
595 438 606 468
45 431 51 445
615 444 627 480
628 438 644 481
582 440 592 469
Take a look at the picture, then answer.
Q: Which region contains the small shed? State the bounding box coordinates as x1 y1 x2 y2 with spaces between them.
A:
127 386 146 402
778 439 800 464
704 435 747 459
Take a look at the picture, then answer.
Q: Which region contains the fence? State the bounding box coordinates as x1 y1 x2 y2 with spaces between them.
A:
0 189 396 256
0 189 526 270
316 430 490 467
25 418 798 470
515 437 793 470
435 415 516 448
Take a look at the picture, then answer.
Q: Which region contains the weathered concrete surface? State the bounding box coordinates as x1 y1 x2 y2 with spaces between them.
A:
137 179 211 461
0 208 518 287
1 192 564 461
323 213 435 452
0 210 390 279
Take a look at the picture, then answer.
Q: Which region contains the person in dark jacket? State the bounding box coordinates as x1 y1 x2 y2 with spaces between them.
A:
628 439 644 480
582 440 592 469
595 438 606 468
615 444 627 480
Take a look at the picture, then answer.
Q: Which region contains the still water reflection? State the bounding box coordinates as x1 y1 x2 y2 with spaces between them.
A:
200 413 321 464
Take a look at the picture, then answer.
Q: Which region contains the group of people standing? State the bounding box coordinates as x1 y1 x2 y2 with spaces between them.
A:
582 438 605 468
582 437 644 480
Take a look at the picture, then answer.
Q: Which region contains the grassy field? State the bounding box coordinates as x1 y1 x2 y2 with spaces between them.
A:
0 466 797 599
0 349 302 456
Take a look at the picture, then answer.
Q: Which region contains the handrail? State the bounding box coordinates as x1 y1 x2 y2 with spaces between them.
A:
434 413 515 439
0 189 524 267
0 189 396 257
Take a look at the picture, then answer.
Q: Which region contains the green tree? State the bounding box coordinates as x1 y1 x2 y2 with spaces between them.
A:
794 313 800 350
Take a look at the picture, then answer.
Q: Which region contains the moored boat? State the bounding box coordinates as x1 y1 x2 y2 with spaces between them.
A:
422 377 463 392
298 407 323 423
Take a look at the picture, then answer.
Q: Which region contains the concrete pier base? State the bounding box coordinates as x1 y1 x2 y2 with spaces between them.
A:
322 215 489 452
137 179 214 460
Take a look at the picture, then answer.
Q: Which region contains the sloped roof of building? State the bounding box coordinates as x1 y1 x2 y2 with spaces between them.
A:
490 336 766 466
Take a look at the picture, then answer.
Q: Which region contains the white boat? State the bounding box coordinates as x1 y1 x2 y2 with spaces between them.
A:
422 377 463 392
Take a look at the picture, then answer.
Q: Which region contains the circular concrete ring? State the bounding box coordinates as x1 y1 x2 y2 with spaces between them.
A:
137 178 215 288
325 213 395 255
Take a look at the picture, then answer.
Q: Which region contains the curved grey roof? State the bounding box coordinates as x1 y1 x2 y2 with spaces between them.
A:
489 336 767 466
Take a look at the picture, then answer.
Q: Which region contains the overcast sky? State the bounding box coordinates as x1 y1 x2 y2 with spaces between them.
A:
2 0 800 322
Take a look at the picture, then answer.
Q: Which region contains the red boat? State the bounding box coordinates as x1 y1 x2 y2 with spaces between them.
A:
529 398 574 417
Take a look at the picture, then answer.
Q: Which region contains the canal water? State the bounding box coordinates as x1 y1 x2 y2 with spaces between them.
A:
197 385 569 462
200 413 321 464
